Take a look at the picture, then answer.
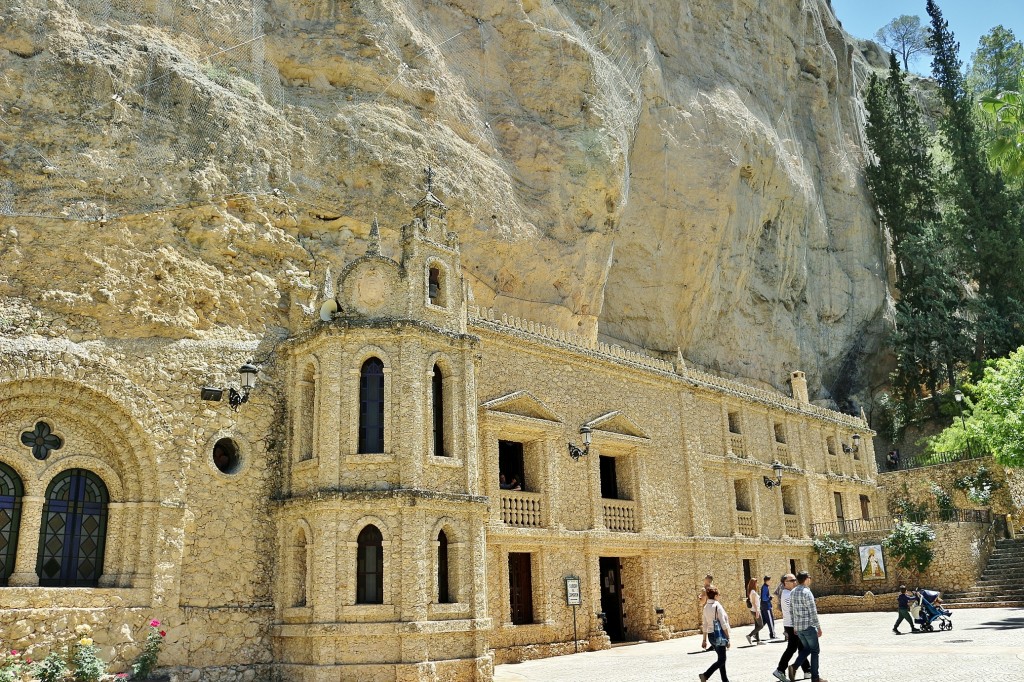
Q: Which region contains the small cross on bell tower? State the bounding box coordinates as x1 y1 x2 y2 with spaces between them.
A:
412 165 447 238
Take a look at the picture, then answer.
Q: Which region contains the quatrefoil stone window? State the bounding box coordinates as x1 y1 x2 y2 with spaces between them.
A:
21 421 63 460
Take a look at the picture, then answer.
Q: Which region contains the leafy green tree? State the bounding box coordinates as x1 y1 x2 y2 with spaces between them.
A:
929 346 1024 467
864 53 968 405
980 77 1024 180
812 534 856 583
884 521 936 578
967 25 1024 97
875 15 932 71
927 0 1024 361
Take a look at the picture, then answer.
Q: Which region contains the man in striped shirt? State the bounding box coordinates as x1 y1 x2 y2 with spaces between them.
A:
788 571 828 682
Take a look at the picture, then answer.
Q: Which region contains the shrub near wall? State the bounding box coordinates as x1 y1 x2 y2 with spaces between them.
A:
812 521 993 599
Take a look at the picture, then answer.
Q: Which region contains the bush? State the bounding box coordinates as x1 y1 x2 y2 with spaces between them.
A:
31 653 69 682
954 464 1001 505
812 534 856 583
884 520 937 577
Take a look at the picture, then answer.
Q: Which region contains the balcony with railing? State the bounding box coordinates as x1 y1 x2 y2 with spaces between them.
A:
809 508 991 536
499 490 545 528
879 448 987 473
736 511 754 536
784 514 801 537
774 445 792 467
602 499 637 532
729 435 746 458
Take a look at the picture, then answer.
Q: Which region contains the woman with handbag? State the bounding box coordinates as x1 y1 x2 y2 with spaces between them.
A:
746 577 766 645
700 586 731 682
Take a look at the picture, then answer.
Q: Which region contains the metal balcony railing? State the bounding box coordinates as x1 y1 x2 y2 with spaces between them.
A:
810 508 991 536
880 448 986 472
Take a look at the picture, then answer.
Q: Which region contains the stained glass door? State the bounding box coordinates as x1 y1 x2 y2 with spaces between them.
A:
0 463 24 586
37 469 107 587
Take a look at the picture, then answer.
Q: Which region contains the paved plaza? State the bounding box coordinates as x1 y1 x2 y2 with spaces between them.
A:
494 607 1024 681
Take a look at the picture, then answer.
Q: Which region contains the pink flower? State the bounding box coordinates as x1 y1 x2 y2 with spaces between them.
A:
159 631 166 637
26 658 32 664
9 650 16 656
150 619 161 627
116 674 129 679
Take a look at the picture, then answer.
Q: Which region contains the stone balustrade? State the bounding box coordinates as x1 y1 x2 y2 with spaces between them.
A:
499 491 544 528
729 435 745 458
602 499 637 532
736 511 754 536
784 515 800 537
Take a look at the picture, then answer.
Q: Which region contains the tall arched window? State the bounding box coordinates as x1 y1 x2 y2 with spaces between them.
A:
432 364 447 457
0 463 24 586
437 529 452 604
37 469 108 587
298 363 316 461
358 358 385 454
356 525 383 604
291 527 308 607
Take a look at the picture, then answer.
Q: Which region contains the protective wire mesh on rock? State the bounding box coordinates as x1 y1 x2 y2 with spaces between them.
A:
0 0 647 223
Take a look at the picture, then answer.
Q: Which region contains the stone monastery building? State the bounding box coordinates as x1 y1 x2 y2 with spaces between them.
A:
0 178 877 681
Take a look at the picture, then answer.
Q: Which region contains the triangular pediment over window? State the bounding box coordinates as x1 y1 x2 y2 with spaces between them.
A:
480 391 563 423
584 411 650 441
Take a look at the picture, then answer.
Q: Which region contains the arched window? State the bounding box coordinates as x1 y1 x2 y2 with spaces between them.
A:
432 364 447 457
358 358 385 454
356 525 383 604
37 469 108 587
427 265 447 307
437 529 452 604
298 363 316 461
0 463 24 586
291 528 308 607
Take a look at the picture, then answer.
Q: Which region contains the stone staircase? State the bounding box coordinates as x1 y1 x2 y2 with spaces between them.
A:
944 538 1024 608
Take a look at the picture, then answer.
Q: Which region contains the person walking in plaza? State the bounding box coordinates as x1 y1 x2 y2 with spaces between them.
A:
893 585 919 634
745 578 765 645
788 571 828 682
699 586 731 682
761 575 777 640
699 574 715 650
771 574 811 682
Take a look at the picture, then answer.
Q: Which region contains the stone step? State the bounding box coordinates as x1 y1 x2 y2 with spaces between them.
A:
942 598 1024 606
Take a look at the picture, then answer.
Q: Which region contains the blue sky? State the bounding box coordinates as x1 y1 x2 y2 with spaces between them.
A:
831 0 1024 72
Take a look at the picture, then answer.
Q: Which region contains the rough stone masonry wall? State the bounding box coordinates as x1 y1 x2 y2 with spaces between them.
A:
812 521 994 599
472 322 873 660
0 336 280 680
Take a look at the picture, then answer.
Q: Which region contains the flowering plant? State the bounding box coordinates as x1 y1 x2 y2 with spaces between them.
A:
129 620 166 681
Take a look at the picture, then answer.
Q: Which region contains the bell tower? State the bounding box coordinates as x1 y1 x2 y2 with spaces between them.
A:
401 166 467 331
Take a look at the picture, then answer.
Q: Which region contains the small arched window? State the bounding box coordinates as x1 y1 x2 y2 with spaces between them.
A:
37 469 108 587
356 525 384 604
358 358 385 454
291 527 308 607
437 529 452 604
428 266 446 306
432 364 447 457
0 462 24 586
299 363 316 461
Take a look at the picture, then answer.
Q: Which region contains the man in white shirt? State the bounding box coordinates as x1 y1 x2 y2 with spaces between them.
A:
771 574 810 682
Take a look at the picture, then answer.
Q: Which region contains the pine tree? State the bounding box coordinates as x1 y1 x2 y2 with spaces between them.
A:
926 0 1024 360
864 53 968 404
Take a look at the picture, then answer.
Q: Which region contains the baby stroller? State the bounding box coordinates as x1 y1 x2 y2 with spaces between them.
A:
912 589 952 632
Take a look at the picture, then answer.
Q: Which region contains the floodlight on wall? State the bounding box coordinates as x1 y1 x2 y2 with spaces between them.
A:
568 425 593 461
842 433 861 455
200 363 260 412
763 460 784 490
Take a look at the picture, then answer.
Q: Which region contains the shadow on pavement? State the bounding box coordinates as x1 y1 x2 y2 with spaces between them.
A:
964 611 1024 631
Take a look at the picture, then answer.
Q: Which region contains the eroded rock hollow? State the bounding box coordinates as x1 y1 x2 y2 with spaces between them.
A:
0 0 888 400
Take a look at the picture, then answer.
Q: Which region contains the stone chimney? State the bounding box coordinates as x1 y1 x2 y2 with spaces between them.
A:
790 371 809 404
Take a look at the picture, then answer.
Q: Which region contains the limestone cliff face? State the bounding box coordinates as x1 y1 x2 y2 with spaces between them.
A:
0 0 887 399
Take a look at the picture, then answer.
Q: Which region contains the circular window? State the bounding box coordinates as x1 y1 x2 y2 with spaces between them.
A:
212 438 241 475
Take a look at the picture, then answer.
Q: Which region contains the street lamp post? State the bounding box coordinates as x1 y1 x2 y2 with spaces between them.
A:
953 389 973 457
